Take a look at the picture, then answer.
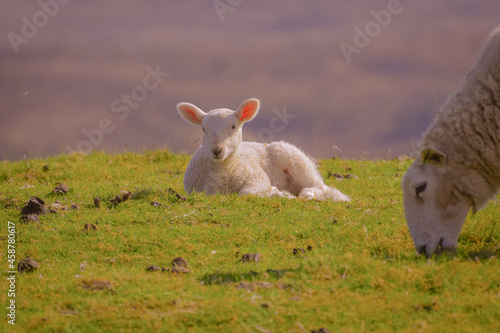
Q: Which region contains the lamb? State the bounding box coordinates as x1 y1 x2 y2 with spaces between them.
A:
402 26 500 256
177 98 350 201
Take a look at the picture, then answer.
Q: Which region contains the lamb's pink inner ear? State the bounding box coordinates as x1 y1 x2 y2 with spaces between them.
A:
186 109 198 122
240 104 256 122
181 107 201 124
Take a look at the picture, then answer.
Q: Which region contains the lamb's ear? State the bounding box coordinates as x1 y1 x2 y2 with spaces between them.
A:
177 103 207 126
421 147 446 165
235 98 260 123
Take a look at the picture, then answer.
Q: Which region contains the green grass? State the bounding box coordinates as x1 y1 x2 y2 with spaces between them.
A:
1 150 499 332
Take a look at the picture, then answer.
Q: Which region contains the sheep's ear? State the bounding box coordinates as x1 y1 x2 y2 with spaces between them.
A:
177 103 206 126
235 98 260 123
421 147 446 165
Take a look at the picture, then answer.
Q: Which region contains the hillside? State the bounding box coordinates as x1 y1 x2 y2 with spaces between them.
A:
0 151 499 331
1 1 499 160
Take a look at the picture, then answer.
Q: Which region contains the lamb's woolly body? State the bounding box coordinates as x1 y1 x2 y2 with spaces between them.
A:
178 98 349 201
185 141 329 196
184 141 269 195
402 26 500 255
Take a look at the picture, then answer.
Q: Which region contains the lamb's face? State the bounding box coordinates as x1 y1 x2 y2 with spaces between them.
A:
402 148 471 257
201 109 242 162
177 98 260 163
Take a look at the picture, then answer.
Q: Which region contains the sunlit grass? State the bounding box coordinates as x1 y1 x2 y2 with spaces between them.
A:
0 150 498 332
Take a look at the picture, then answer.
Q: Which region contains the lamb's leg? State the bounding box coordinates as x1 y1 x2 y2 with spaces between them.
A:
268 142 349 201
299 185 350 201
239 184 293 198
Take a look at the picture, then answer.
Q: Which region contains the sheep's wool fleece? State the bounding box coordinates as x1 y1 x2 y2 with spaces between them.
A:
418 26 500 209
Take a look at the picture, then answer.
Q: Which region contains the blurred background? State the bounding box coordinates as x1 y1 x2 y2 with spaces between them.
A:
1 0 499 161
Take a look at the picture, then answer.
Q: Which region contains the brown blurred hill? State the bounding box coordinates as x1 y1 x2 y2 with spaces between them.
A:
1 1 498 160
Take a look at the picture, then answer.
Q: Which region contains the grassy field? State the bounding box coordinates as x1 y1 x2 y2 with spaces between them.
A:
1 150 499 332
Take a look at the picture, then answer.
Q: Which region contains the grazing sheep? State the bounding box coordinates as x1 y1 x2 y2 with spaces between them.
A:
402 26 500 256
177 98 349 201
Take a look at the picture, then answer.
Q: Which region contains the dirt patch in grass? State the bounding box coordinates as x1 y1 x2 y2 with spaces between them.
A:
83 223 98 231
109 190 131 204
239 253 261 263
53 183 69 194
18 257 39 273
21 196 47 216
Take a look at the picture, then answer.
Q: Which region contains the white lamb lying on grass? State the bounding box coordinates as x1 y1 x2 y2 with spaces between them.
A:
177 98 350 201
402 26 500 256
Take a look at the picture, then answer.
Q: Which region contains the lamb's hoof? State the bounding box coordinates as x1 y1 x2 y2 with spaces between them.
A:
268 186 293 198
270 191 293 199
330 190 350 202
299 187 350 201
298 188 315 199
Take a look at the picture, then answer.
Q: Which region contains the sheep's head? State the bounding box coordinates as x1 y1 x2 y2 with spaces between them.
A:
177 98 260 162
402 148 472 257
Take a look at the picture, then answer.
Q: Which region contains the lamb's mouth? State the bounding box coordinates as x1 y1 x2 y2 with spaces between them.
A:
212 148 223 160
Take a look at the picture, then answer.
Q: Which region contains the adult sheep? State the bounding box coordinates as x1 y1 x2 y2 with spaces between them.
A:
402 26 500 256
177 98 350 201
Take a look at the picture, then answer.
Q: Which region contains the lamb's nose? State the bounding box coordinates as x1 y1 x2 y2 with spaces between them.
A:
212 148 223 158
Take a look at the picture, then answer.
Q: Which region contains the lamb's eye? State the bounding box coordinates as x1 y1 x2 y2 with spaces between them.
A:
415 182 427 198
202 127 205 133
231 124 236 130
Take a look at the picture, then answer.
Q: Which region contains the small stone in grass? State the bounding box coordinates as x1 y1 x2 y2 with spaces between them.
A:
84 223 97 231
293 248 305 255
109 190 131 204
53 183 69 194
21 214 40 223
172 257 190 273
172 257 188 267
49 202 62 213
151 201 166 208
94 197 101 208
329 172 344 179
168 188 187 201
146 265 161 272
18 257 39 273
239 253 261 263
21 196 47 216
327 172 358 180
